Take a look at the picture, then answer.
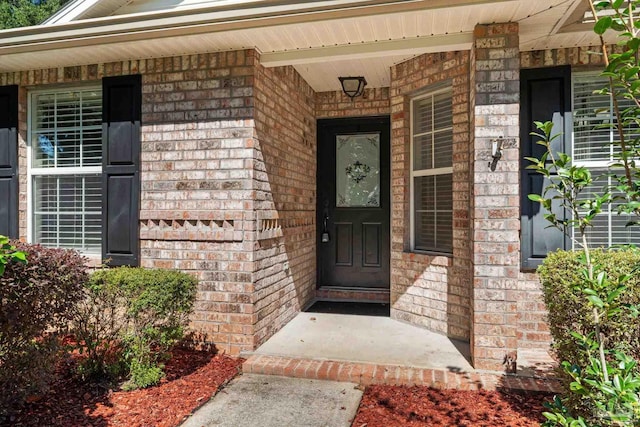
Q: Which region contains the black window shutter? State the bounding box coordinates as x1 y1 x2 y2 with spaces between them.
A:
102 75 141 266
520 66 571 269
0 85 19 239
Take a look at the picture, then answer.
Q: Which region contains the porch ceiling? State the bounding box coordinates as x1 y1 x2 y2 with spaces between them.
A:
0 0 613 92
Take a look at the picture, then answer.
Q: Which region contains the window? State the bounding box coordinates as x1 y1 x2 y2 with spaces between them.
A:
410 87 453 253
572 73 640 247
28 87 103 253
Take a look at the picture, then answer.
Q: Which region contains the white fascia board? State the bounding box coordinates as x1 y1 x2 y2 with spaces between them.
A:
0 0 512 54
43 0 102 25
44 0 269 24
261 33 474 67
44 0 406 25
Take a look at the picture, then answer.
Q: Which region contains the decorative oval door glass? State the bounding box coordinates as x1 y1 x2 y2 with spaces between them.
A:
336 133 380 207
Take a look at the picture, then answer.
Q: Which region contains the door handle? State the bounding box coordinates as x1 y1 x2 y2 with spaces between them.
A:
321 200 330 243
321 213 330 243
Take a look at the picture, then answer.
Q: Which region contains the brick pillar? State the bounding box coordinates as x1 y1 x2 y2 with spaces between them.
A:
471 23 520 371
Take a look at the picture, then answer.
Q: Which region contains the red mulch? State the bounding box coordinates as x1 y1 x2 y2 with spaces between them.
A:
352 385 553 427
7 347 244 427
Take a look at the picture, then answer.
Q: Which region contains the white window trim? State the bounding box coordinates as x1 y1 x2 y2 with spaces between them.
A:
26 85 102 252
571 71 618 167
570 71 638 248
571 71 609 248
409 87 454 253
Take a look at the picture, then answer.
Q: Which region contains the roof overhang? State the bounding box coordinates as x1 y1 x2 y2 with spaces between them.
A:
260 33 473 67
0 0 616 92
44 0 274 24
1 0 491 53
43 0 130 25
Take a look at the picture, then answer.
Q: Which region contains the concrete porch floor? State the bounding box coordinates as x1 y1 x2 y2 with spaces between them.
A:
242 309 561 392
251 312 473 371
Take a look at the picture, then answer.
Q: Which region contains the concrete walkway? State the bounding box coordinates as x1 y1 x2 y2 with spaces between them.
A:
241 311 561 392
181 310 561 427
180 374 362 427
252 311 473 371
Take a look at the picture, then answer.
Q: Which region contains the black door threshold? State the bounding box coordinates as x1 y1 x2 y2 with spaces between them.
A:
305 300 390 317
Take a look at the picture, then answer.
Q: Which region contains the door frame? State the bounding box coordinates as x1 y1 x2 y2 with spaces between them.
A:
316 115 391 289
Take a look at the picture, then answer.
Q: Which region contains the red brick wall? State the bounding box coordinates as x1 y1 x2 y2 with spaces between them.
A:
521 45 613 69
389 51 472 341
2 51 384 355
315 88 390 118
137 51 258 354
471 23 520 370
3 51 261 355
253 62 317 346
8 36 603 367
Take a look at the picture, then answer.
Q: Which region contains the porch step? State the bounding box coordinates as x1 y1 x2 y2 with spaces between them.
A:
315 286 389 303
242 354 562 393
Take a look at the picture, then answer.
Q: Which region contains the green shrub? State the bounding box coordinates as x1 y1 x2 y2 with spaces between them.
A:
70 274 130 381
0 235 26 275
0 242 88 413
539 248 640 365
123 360 165 391
538 247 640 419
72 267 197 389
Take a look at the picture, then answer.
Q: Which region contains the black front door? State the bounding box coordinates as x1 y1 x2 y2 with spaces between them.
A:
317 117 390 288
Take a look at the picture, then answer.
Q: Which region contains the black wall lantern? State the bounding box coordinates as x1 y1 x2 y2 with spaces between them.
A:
489 136 503 171
339 76 367 99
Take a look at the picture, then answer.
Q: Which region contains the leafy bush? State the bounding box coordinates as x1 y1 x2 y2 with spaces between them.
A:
124 360 165 391
539 248 640 423
0 241 88 413
539 248 640 366
72 267 197 390
525 0 640 423
70 275 129 381
0 235 26 275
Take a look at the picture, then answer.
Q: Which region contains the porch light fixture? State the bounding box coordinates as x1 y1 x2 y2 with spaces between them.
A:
339 76 367 99
489 136 503 171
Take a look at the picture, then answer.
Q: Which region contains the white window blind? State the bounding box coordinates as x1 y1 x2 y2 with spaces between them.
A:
411 87 453 253
29 88 103 253
572 73 639 247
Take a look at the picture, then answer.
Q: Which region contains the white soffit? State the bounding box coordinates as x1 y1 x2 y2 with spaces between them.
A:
0 0 611 91
260 33 473 67
295 55 410 92
518 0 619 51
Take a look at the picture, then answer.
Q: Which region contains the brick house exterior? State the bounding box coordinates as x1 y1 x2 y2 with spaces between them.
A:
0 0 630 371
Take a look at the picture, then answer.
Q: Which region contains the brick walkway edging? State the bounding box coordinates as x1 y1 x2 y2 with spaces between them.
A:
243 354 562 393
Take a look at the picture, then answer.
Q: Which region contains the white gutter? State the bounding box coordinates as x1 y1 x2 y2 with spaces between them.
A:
0 0 513 55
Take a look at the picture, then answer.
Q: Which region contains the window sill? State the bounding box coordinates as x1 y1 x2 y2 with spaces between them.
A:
410 249 453 258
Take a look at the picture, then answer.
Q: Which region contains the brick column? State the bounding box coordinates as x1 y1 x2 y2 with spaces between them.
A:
471 23 520 371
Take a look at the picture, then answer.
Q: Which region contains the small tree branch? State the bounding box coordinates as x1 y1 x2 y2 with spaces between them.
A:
581 226 609 383
588 0 635 198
